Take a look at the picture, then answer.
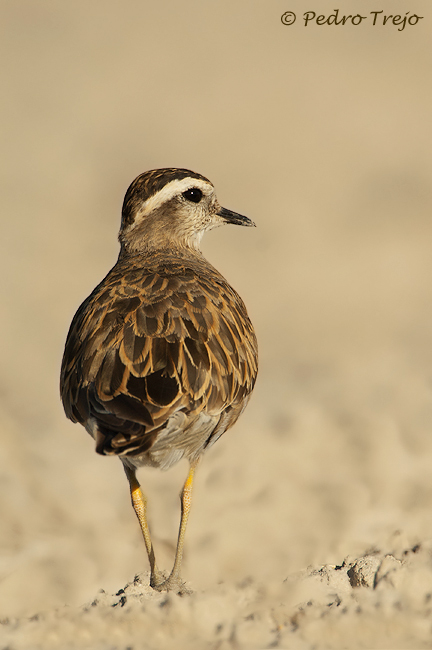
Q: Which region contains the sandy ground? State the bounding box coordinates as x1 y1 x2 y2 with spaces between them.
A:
1 1 432 648
3 539 432 649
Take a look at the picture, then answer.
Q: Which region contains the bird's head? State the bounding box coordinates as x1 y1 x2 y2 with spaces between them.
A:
119 168 255 253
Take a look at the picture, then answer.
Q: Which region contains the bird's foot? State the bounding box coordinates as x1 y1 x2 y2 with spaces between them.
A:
151 574 192 595
149 569 168 589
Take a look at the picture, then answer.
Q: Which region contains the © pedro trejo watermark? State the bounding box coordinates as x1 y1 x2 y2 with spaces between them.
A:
281 9 424 30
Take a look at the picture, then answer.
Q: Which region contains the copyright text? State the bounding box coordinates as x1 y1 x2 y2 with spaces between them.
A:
281 9 424 30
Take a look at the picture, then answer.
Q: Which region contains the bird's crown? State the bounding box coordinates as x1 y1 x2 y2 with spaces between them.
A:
121 168 212 230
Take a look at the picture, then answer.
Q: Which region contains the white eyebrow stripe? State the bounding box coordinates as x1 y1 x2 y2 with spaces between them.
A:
137 178 214 219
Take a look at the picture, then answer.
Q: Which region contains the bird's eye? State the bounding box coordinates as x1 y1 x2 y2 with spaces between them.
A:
182 188 203 203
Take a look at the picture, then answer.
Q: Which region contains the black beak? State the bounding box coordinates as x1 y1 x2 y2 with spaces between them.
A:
218 207 256 227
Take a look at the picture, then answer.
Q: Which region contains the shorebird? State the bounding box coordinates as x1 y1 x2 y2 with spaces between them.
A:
60 168 258 593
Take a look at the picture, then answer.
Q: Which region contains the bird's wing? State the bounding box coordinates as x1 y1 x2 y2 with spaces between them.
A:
60 263 258 457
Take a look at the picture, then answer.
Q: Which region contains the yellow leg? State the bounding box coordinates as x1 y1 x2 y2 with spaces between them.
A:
154 458 199 593
123 464 165 588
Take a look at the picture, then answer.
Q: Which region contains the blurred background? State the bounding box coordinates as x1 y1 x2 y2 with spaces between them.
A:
1 0 431 618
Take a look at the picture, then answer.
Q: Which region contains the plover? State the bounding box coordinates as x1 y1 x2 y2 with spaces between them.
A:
60 168 258 593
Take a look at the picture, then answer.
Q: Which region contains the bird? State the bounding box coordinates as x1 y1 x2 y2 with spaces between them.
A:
60 168 258 594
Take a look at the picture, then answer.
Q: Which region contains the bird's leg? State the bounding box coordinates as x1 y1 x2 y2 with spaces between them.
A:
123 464 165 588
154 458 199 594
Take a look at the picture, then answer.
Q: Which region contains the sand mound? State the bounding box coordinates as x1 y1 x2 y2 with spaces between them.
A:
2 539 431 650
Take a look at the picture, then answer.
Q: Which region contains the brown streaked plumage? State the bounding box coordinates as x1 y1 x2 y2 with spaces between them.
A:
60 168 258 593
